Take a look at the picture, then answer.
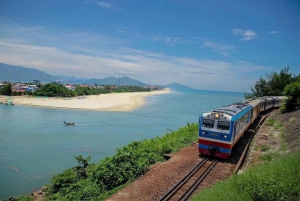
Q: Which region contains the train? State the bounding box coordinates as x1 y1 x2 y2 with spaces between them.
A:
198 96 286 159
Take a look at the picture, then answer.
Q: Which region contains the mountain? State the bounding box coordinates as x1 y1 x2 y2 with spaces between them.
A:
164 82 195 91
0 63 57 82
85 76 149 86
55 75 89 84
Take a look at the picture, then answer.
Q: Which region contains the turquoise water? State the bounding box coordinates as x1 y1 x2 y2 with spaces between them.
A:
0 90 244 199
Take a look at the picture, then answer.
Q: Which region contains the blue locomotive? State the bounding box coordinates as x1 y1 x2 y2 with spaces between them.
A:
198 96 285 159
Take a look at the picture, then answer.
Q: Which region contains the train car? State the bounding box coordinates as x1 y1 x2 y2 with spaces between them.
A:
260 97 274 111
198 102 252 159
273 96 286 107
248 99 262 124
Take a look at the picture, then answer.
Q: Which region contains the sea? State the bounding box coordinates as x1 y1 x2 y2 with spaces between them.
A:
0 89 244 199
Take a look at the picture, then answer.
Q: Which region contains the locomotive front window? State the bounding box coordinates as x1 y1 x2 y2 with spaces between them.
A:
217 121 230 131
202 119 215 128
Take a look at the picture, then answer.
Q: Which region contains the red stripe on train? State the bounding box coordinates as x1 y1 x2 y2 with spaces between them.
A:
198 139 232 149
198 148 230 159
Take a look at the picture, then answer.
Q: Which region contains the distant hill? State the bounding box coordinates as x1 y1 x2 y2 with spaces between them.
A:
1 63 193 89
164 82 195 91
86 76 149 86
0 63 57 82
55 75 89 84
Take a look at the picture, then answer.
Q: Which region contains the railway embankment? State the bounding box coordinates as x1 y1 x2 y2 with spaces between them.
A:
190 108 300 201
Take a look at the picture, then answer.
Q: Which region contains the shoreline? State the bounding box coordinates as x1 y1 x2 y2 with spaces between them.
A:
0 89 171 111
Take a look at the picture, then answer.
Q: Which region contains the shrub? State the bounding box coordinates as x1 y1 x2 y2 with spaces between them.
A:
266 118 275 126
48 122 198 200
260 145 270 152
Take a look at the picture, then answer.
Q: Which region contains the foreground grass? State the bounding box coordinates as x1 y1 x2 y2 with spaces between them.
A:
45 122 198 200
191 151 300 201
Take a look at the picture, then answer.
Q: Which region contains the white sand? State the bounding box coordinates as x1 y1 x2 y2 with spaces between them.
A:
0 89 171 111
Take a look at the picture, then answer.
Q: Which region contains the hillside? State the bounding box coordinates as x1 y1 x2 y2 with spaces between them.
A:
0 63 57 82
164 82 195 92
85 76 149 86
0 62 195 89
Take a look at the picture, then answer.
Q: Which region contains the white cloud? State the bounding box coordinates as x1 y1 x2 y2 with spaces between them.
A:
0 19 273 92
151 34 183 46
95 1 124 10
232 29 257 41
96 2 112 8
269 31 278 34
201 40 235 56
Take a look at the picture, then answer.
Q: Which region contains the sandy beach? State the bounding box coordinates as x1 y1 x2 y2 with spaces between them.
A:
0 89 171 111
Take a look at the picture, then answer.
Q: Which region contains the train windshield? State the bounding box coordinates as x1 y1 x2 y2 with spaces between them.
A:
202 119 215 128
217 121 230 131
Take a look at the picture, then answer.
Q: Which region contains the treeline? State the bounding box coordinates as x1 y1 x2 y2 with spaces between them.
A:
0 82 157 97
0 82 12 95
33 83 152 97
244 67 300 112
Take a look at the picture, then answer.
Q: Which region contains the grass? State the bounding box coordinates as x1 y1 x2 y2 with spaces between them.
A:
289 117 297 123
280 132 287 151
259 152 282 161
266 117 276 126
191 151 300 201
274 122 284 130
260 144 270 152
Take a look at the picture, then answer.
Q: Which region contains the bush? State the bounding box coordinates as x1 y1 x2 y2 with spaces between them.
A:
260 144 270 152
47 122 198 200
266 118 276 126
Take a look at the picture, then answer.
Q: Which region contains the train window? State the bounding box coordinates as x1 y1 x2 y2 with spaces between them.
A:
202 119 215 128
217 121 230 130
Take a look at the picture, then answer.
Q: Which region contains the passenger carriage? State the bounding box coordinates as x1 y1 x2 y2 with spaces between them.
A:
273 96 286 108
198 102 252 159
248 99 262 124
260 97 274 111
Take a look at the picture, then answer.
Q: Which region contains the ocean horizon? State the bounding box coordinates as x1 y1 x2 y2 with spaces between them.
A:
0 89 244 199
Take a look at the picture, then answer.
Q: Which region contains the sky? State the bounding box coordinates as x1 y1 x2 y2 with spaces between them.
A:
0 0 299 92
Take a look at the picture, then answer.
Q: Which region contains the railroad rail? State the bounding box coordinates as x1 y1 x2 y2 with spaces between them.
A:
158 158 218 201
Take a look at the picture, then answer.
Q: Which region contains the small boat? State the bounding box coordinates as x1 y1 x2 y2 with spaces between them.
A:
63 121 75 126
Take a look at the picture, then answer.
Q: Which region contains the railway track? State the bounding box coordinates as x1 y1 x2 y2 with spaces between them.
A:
158 158 218 201
159 110 274 201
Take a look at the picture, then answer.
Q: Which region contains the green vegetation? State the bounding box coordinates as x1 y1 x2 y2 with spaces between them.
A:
33 83 152 97
244 67 295 98
260 144 270 152
281 81 300 112
46 122 198 200
266 117 276 126
244 67 300 113
191 151 300 201
0 82 12 95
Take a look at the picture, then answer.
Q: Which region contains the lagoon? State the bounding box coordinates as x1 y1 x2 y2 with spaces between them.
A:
0 90 244 199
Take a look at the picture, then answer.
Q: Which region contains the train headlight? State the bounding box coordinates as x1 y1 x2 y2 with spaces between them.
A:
214 113 220 118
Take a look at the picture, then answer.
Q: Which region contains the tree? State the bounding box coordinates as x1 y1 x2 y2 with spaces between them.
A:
245 67 295 99
2 83 12 95
281 81 300 112
74 155 91 178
